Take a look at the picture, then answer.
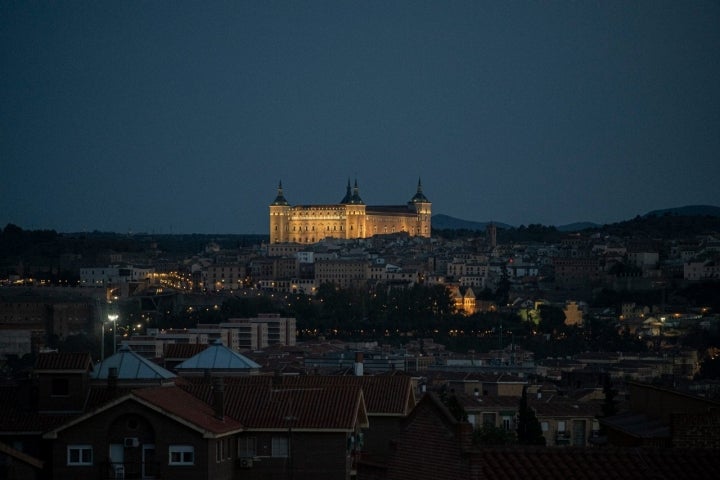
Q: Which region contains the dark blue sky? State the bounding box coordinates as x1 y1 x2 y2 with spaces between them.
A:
2 1 719 234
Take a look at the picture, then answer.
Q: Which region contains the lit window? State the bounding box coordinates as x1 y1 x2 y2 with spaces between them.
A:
169 445 195 465
67 445 92 466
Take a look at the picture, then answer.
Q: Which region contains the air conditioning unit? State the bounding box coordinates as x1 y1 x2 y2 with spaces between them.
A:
123 437 139 448
237 457 253 469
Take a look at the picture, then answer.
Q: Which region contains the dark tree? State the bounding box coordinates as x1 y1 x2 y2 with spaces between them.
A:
696 356 720 380
601 375 618 418
473 424 516 445
439 388 468 422
537 304 567 335
517 386 546 445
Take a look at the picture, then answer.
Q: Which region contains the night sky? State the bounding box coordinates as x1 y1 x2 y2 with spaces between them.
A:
2 1 719 234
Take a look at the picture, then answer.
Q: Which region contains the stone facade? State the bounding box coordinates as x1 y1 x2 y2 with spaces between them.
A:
269 180 431 244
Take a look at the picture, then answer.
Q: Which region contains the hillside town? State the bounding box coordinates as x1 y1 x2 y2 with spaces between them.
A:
1 216 720 479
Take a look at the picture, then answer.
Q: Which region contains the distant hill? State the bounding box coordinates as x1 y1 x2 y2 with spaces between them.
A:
557 222 600 232
433 205 720 234
431 214 511 231
431 214 596 232
643 205 720 218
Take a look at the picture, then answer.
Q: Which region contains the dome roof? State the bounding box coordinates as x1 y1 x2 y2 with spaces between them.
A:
92 344 176 380
175 339 261 371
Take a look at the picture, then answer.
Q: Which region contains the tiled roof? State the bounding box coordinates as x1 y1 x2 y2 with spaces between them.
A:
92 344 176 380
530 398 600 418
0 440 44 469
163 343 208 359
84 385 134 410
279 375 414 415
370 393 720 480
44 386 243 439
181 374 414 416
458 393 522 411
35 352 93 371
132 386 243 435
473 447 720 480
0 385 76 433
599 412 671 439
182 382 366 431
174 339 261 371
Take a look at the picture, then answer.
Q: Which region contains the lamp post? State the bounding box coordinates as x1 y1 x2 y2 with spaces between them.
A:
107 314 119 355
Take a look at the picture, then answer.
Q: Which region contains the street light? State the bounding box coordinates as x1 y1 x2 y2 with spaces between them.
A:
108 314 119 355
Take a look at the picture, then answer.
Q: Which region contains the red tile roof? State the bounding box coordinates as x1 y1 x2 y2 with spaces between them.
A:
34 352 93 371
84 385 134 410
279 375 414 416
132 386 243 435
0 385 77 433
364 393 720 480
181 374 414 416
163 343 208 359
472 447 720 480
44 386 244 439
182 382 366 431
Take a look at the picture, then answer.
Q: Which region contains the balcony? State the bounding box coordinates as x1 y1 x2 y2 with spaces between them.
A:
555 431 571 446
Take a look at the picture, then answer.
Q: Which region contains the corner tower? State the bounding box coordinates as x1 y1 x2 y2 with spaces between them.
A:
269 181 291 243
409 178 432 237
342 179 367 239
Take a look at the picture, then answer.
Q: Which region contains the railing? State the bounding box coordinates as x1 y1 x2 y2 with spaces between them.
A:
555 431 571 446
99 461 160 480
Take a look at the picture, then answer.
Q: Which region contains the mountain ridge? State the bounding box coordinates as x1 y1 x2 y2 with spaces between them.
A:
432 205 720 232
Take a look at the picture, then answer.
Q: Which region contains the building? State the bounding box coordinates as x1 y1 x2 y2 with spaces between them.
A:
601 381 720 449
269 179 431 244
357 393 720 480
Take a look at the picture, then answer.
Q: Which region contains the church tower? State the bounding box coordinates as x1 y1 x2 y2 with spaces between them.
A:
408 178 432 237
269 181 290 243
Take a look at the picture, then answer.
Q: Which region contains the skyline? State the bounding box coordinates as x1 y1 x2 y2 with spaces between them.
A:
2 2 720 234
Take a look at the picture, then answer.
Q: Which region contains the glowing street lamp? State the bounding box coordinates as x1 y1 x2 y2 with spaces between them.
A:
108 313 119 354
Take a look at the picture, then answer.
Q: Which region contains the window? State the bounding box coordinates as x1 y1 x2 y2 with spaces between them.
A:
541 421 549 432
169 445 194 465
271 437 288 457
238 437 257 458
216 440 223 462
67 445 92 466
558 421 566 432
502 416 513 431
482 413 496 426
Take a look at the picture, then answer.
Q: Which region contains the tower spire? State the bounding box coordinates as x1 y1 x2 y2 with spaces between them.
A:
410 177 430 203
271 180 289 206
350 178 364 204
340 178 352 204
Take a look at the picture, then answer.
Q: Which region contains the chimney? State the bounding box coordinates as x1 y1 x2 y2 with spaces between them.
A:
212 377 225 421
354 352 364 377
108 367 118 396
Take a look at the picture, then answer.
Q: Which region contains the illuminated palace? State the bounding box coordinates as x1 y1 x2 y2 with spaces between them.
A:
269 179 431 244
